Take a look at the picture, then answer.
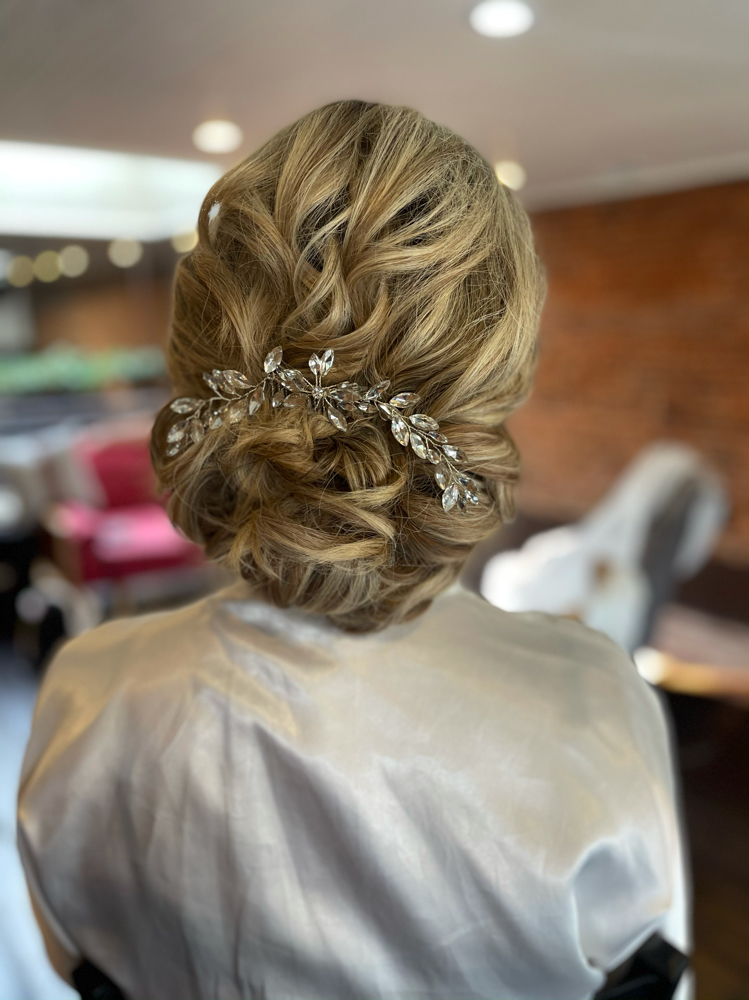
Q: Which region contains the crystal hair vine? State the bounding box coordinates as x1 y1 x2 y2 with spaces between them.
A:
166 347 481 513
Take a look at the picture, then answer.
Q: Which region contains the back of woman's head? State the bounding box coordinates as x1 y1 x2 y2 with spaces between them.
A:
152 99 544 632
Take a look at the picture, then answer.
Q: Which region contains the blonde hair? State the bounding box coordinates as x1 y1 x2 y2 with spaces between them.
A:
152 100 544 632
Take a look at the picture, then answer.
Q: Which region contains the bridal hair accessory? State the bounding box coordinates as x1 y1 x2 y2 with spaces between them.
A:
166 346 481 513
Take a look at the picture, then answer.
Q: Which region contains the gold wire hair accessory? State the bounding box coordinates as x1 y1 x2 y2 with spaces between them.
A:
166 346 481 513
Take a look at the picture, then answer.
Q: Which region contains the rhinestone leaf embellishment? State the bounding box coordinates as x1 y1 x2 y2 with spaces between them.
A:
247 385 265 415
279 368 309 390
264 347 283 373
222 370 251 393
365 380 390 401
391 415 410 446
283 393 306 408
409 430 429 459
389 392 420 410
170 397 201 415
209 408 225 429
203 372 222 395
442 484 459 512
410 413 439 432
167 419 189 444
226 400 246 424
327 406 347 432
309 349 334 376
320 349 334 374
164 344 481 514
443 444 466 463
190 418 205 443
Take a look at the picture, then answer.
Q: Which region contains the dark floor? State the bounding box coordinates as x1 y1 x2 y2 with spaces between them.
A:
671 694 749 1000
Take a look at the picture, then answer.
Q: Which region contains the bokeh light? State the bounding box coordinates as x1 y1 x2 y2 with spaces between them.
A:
470 0 534 37
192 119 243 154
59 244 90 277
6 255 34 287
33 250 62 282
494 160 527 190
170 229 198 253
107 238 143 268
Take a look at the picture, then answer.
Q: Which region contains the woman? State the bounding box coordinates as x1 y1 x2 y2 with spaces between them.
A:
18 100 689 1000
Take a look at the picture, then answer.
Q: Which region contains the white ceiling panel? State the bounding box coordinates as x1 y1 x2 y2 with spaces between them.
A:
0 0 747 210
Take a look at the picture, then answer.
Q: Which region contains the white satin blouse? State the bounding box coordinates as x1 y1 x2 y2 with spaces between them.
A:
18 582 689 1000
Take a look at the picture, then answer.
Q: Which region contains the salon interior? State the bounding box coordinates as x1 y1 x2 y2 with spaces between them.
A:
0 2 747 998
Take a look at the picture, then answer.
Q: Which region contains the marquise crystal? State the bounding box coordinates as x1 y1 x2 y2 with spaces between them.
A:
391 415 410 446
264 347 283 373
327 406 347 432
409 431 428 459
443 444 466 463
165 344 480 513
390 392 420 409
365 380 390 401
190 418 205 443
442 484 460 512
410 413 439 432
226 400 246 424
170 397 201 415
248 385 265 415
309 349 335 376
222 370 251 393
167 420 188 444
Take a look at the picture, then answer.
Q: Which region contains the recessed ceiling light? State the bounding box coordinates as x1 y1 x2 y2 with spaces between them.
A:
494 160 527 190
192 119 244 154
470 0 534 37
108 239 143 268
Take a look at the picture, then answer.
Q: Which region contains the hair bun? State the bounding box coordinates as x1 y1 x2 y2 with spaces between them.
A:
152 100 542 631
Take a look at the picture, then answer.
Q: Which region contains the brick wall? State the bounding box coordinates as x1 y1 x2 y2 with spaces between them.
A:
36 279 172 351
31 183 748 561
509 181 749 565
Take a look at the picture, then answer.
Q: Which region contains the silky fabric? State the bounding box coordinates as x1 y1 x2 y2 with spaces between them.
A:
18 582 689 1000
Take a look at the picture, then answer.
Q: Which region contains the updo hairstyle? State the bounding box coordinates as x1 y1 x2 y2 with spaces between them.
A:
152 100 544 632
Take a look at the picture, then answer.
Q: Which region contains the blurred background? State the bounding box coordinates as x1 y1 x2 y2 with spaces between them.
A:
0 1 747 998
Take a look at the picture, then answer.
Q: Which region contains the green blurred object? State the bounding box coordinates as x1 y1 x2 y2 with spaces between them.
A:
0 345 166 394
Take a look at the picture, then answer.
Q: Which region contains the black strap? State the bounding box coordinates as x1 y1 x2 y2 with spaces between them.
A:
72 960 126 1000
594 933 689 1000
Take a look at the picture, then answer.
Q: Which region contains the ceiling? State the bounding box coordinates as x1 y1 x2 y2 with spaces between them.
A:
1 0 747 210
